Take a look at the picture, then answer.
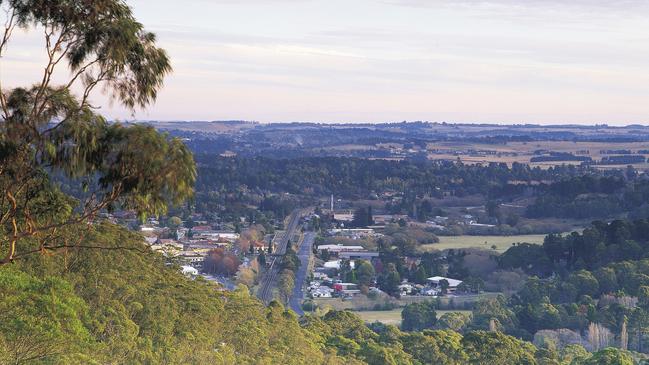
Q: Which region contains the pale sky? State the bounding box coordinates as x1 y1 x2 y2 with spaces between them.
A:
2 0 649 124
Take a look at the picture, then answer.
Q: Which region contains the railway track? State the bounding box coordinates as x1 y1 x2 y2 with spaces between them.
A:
257 209 303 304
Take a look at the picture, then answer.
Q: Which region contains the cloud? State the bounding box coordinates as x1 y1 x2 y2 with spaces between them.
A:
384 0 649 10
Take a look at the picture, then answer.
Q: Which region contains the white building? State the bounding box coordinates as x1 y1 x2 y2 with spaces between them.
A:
323 260 356 270
426 276 463 293
318 244 365 254
181 265 199 277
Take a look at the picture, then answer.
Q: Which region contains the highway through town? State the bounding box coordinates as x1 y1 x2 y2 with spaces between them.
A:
289 231 315 315
257 209 303 305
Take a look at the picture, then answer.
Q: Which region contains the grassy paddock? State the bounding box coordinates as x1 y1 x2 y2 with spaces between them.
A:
354 309 472 325
419 234 547 253
313 293 498 312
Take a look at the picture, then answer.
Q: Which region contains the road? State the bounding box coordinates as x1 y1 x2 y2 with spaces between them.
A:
289 231 315 315
257 209 302 305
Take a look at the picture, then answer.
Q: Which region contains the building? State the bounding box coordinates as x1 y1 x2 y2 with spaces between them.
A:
318 244 365 254
339 251 379 260
178 251 208 267
323 260 356 270
181 265 199 277
399 283 415 295
193 231 240 242
140 225 157 232
426 276 463 294
333 213 354 222
327 228 376 238
332 283 361 296
191 225 212 233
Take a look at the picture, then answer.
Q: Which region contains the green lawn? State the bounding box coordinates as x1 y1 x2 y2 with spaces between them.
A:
419 234 547 253
354 309 471 325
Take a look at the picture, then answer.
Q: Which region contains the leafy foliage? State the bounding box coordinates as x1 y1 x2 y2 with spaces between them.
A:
0 0 195 264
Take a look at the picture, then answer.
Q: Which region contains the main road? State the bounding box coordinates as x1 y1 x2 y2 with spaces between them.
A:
257 209 303 305
289 231 315 315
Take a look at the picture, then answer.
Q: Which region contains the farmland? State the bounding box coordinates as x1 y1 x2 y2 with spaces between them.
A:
419 234 548 253
426 140 649 170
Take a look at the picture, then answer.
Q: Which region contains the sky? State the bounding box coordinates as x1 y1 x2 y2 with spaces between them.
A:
2 0 649 124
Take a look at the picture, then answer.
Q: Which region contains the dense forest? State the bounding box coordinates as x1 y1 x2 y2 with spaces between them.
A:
194 156 592 199
481 218 649 346
526 176 649 219
193 155 649 222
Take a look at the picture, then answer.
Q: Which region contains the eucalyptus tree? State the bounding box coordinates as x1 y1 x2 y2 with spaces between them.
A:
0 0 195 263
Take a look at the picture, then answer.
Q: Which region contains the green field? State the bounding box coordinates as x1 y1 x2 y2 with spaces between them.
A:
419 234 547 253
354 309 471 325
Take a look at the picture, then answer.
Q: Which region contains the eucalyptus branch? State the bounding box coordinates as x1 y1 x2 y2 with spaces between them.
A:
31 24 72 123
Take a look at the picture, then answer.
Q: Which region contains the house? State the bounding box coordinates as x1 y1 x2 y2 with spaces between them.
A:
426 276 463 294
310 286 333 298
399 283 415 295
332 283 360 297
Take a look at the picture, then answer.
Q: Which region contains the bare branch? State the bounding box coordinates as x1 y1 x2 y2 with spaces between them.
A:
0 7 16 118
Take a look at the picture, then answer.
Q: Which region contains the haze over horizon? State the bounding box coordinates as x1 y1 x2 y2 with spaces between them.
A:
4 0 649 125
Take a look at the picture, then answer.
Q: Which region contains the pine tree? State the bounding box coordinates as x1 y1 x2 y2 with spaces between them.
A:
621 318 628 351
489 319 498 332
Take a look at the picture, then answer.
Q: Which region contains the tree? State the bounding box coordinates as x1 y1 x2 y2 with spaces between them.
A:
203 248 241 276
583 348 633 365
588 323 613 352
472 295 518 333
378 263 401 297
400 330 467 365
461 330 537 365
559 344 590 365
401 301 437 331
258 251 267 266
0 267 90 363
413 265 428 285
352 206 373 227
392 233 418 256
277 269 295 304
0 0 195 264
568 270 599 297
439 279 450 294
355 260 375 287
436 312 470 332
168 216 182 229
638 285 649 309
236 260 259 288
620 318 628 351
